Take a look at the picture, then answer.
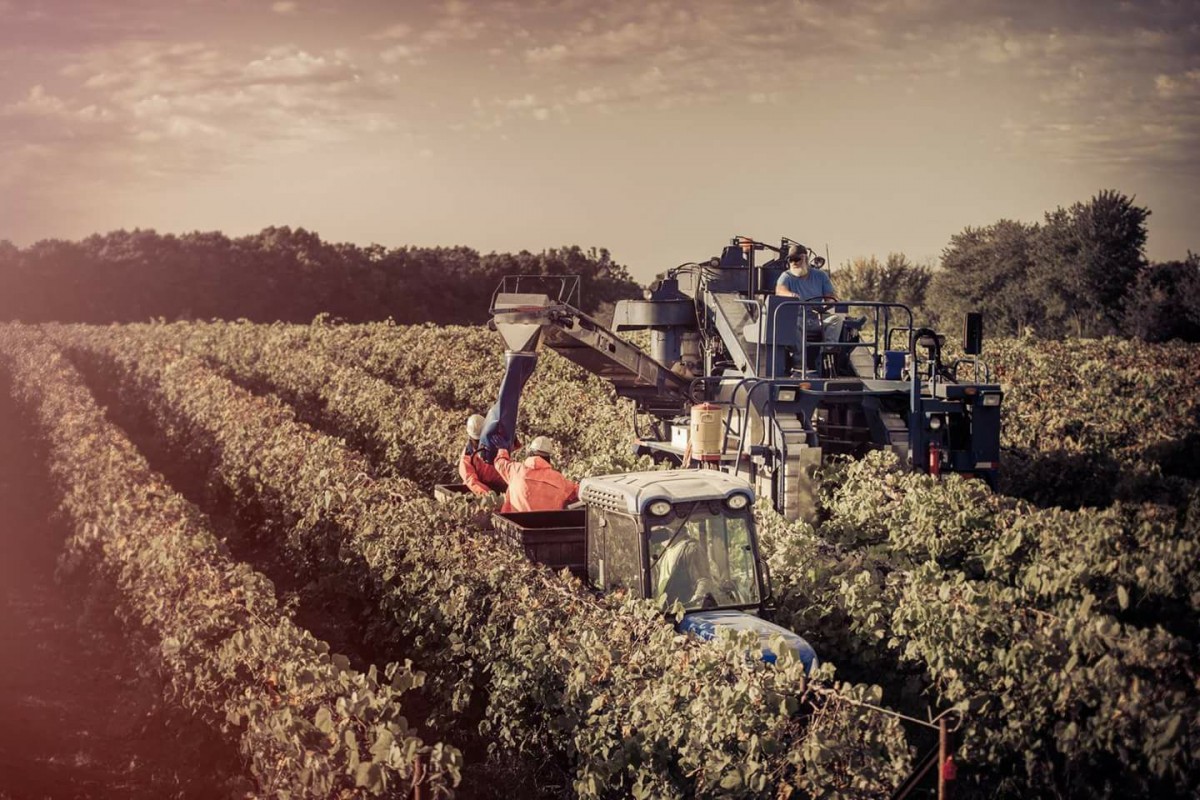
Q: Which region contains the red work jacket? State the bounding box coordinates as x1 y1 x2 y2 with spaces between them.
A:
493 449 579 513
459 445 507 495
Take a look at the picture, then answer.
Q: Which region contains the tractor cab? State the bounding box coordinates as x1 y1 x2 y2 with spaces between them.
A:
579 470 818 670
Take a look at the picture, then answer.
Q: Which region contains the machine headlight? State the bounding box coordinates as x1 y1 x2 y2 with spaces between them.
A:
981 392 1002 407
648 500 672 516
726 493 750 510
776 388 797 402
928 415 943 430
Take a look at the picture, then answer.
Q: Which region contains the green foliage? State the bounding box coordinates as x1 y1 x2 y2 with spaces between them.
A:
0 325 461 798
832 253 931 316
108 319 646 483
891 566 1196 796
49 323 914 799
809 450 1200 795
119 320 464 488
15 317 1198 798
0 229 642 325
928 190 1170 340
1037 190 1150 336
928 219 1042 336
984 336 1200 508
1122 253 1200 343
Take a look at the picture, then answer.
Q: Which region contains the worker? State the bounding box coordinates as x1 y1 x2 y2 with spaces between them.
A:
776 244 841 375
493 435 579 513
775 244 836 302
459 413 507 495
651 525 716 608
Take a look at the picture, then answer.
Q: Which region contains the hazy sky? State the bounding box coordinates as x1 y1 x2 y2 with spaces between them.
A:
2 0 1197 282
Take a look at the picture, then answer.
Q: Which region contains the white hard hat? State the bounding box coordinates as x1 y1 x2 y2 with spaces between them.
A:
528 435 556 457
466 414 486 439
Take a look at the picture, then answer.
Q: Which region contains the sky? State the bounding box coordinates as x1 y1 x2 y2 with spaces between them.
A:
1 0 1198 283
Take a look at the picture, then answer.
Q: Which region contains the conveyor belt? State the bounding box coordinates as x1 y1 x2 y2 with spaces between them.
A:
492 293 691 408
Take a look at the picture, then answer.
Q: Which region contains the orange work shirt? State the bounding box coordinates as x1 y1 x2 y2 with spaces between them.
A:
493 449 579 513
459 446 507 495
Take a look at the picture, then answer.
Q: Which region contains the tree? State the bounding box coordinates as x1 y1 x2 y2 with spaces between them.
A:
1122 252 1200 342
0 229 645 325
1035 190 1150 337
928 220 1042 337
833 252 932 309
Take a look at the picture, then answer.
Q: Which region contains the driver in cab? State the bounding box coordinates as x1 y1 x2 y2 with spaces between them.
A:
775 244 843 375
652 526 710 608
652 525 744 610
774 244 836 301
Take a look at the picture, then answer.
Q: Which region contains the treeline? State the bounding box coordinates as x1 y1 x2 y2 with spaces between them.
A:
831 190 1199 342
4 192 1195 340
0 227 642 325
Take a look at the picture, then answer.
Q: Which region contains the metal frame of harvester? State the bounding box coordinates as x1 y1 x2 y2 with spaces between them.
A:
462 236 986 797
489 235 1002 521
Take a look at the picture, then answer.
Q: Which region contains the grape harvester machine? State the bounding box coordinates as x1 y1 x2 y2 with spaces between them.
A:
486 236 1001 523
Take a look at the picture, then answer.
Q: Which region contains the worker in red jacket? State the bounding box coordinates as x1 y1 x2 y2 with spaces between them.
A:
459 414 507 495
494 435 579 513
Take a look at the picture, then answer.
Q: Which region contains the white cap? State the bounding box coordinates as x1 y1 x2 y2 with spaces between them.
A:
466 414 486 439
528 435 556 457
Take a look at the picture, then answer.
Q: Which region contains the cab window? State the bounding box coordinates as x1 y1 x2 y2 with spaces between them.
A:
647 503 760 611
590 507 643 596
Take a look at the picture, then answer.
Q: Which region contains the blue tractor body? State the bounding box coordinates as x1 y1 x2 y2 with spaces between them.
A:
678 610 819 671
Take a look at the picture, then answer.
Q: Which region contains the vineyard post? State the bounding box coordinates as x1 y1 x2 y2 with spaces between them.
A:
938 716 950 800
411 752 425 800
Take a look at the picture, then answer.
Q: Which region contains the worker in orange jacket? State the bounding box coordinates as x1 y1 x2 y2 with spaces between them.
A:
494 435 579 513
459 414 507 495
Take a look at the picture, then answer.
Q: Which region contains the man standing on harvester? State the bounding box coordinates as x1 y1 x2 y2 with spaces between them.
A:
493 436 578 513
460 413 507 495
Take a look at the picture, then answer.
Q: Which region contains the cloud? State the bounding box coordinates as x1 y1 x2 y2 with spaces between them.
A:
525 43 568 64
572 85 614 105
501 93 539 109
3 84 68 116
1000 53 1200 172
748 91 782 104
370 23 413 41
242 48 359 84
379 44 420 65
5 0 1199 201
486 0 1200 169
505 1 906 117
366 5 486 64
546 19 660 64
1 40 406 194
1 84 117 147
419 17 487 47
975 35 1025 65
1155 69 1200 100
984 23 1200 171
